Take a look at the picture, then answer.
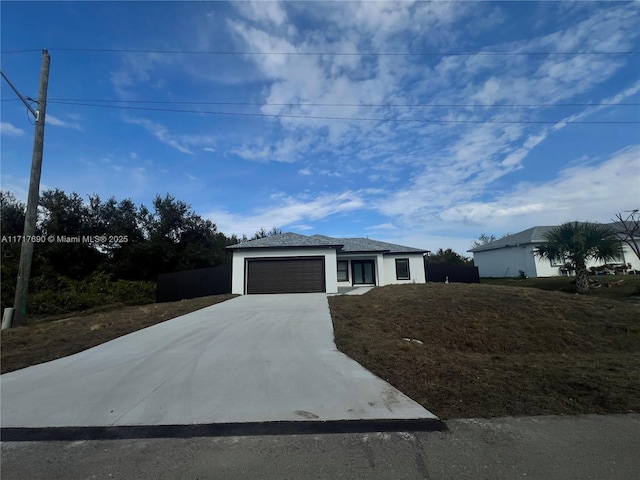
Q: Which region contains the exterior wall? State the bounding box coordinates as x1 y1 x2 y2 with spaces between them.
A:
621 243 640 271
382 254 426 284
231 248 338 295
473 246 535 278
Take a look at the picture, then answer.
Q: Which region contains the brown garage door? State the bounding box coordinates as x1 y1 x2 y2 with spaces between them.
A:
246 257 325 294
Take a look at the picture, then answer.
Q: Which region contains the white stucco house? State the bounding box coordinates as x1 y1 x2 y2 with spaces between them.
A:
468 224 640 278
227 232 428 294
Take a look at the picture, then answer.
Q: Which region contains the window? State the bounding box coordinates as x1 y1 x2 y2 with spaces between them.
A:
352 260 376 284
337 260 349 281
395 258 410 280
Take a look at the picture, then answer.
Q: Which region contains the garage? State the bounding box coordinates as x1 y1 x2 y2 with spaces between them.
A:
246 257 325 294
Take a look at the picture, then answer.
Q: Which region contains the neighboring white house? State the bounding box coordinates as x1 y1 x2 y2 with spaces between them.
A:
468 224 640 278
228 232 427 294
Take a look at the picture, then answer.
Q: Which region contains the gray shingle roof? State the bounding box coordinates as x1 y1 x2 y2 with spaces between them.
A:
468 221 633 253
227 232 343 250
315 235 427 254
467 226 555 253
228 232 427 254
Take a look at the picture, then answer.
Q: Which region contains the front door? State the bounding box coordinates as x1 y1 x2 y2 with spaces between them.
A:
352 260 376 285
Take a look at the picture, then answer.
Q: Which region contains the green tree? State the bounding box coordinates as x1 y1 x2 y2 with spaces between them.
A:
0 191 26 235
1 192 26 314
116 194 228 280
471 233 497 249
251 227 283 240
37 189 104 279
535 222 623 294
425 248 473 266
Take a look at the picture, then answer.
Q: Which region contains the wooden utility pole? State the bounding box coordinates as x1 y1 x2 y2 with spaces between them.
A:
10 49 51 328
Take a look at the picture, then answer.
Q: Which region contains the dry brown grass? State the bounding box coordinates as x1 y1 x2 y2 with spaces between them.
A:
1 295 237 374
329 283 640 419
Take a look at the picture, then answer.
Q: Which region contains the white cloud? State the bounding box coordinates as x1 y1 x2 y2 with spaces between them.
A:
218 0 639 189
109 51 176 98
14 1 633 259
232 136 312 163
206 190 366 237
438 145 640 230
46 115 83 131
234 1 288 27
0 122 25 136
122 116 193 154
289 224 313 231
366 223 397 231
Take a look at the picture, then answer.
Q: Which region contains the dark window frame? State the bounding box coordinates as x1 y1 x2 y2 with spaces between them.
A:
337 260 349 282
395 258 410 280
351 259 376 285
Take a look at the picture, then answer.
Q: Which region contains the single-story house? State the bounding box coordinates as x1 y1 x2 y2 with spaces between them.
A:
468 224 640 278
227 233 428 294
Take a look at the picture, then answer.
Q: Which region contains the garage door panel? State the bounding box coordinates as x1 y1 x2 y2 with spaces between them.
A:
246 257 325 294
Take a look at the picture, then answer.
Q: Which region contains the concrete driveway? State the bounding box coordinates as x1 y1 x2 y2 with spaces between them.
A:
1 294 436 428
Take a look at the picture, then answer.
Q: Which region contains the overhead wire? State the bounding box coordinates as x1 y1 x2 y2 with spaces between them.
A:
44 100 640 124
4 98 636 108
3 48 637 124
2 47 639 56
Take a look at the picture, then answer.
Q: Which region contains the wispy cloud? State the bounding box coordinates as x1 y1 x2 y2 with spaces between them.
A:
205 1 639 242
366 223 397 231
232 136 312 163
438 145 640 230
123 116 193 154
289 224 313 231
206 190 366 237
0 122 25 136
47 115 83 131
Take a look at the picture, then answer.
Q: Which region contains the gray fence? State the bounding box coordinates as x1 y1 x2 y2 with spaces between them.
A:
156 264 232 302
425 264 480 283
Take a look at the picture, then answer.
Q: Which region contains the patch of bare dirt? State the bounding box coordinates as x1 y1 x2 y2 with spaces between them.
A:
1 295 237 374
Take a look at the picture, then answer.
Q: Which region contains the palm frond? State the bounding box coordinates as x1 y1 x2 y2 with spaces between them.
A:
534 221 623 266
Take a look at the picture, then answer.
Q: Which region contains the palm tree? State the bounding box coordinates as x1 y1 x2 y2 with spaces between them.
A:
535 222 623 294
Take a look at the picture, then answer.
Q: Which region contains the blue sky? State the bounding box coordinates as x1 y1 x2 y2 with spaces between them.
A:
1 1 639 255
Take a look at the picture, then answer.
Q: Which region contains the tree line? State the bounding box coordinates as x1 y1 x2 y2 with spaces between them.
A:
0 189 277 314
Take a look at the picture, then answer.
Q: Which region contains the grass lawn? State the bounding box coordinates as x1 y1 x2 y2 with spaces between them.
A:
329 283 640 419
481 274 640 303
0 294 237 374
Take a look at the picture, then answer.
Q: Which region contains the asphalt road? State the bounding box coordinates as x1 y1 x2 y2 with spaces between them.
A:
2 414 638 479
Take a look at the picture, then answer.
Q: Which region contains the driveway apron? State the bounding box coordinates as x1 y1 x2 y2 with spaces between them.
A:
0 294 436 427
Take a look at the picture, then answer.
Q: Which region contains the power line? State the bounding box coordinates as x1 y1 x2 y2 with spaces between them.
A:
1 49 42 54
3 47 639 56
5 97 637 108
46 100 640 124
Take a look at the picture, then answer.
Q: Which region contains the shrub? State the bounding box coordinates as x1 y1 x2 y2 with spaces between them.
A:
25 271 156 318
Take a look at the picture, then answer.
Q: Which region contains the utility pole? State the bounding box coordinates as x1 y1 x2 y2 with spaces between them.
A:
5 49 50 328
